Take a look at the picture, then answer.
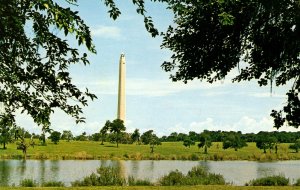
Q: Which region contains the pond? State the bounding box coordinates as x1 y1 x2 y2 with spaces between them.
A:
0 160 300 186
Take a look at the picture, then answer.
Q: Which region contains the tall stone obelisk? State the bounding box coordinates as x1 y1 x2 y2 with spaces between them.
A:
117 53 126 122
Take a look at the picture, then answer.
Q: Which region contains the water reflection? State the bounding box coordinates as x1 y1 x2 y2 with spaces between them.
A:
128 161 139 178
0 160 10 186
199 160 210 171
39 160 45 183
18 160 26 177
0 160 299 186
256 165 275 178
117 160 126 179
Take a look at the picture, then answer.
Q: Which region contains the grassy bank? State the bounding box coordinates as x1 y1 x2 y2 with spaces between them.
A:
0 141 300 160
1 186 300 190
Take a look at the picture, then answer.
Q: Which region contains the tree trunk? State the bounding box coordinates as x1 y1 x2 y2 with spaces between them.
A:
3 142 6 149
23 150 27 160
204 145 207 154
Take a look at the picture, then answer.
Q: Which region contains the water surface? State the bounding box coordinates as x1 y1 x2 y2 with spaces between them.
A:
0 160 299 186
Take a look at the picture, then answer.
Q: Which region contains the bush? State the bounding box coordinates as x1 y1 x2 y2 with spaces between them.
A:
159 170 185 186
42 181 65 187
127 176 153 186
159 166 226 186
186 166 225 185
189 154 199 160
71 166 125 186
294 178 300 186
19 179 37 187
187 165 208 177
72 165 226 187
246 175 289 186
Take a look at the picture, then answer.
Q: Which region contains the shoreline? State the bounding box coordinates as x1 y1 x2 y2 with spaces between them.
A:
1 141 300 161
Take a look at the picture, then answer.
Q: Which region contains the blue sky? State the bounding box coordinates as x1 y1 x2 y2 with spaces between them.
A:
16 0 296 136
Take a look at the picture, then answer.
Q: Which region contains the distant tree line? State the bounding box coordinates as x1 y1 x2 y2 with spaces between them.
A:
161 130 300 144
1 120 300 156
161 130 300 154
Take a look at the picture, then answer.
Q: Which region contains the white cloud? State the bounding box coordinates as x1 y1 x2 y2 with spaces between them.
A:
167 116 298 135
91 25 122 39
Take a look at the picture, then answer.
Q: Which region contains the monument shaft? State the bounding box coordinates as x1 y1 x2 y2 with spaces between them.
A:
117 53 126 122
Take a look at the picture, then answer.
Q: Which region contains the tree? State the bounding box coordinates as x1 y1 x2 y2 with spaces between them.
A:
161 0 300 129
49 131 61 144
255 132 278 153
61 130 73 142
100 121 110 145
167 132 178 142
0 0 165 129
0 125 12 149
0 0 98 128
16 127 34 159
141 130 162 153
75 131 88 141
188 131 199 142
109 119 126 148
141 130 154 145
90 133 101 141
149 133 161 153
177 133 188 141
289 139 300 153
39 125 52 146
222 132 247 151
131 129 141 145
198 132 212 154
0 115 16 149
183 137 195 148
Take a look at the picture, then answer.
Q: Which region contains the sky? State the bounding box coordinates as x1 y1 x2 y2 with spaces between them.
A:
15 0 297 137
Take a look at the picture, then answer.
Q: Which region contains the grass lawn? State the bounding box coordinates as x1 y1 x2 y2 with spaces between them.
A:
0 140 299 160
1 186 300 190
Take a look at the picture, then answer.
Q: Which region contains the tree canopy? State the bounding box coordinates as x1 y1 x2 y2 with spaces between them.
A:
222 132 247 151
0 0 98 127
161 0 300 129
108 119 126 148
198 132 212 154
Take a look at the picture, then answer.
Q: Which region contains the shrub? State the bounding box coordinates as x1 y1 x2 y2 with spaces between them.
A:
71 166 125 186
189 154 199 160
159 170 185 186
42 181 65 187
19 179 37 187
127 176 153 186
159 166 226 186
187 165 208 177
294 178 300 186
247 175 289 186
186 166 225 185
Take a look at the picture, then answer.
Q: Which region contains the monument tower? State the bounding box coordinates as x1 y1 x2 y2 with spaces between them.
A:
117 53 126 122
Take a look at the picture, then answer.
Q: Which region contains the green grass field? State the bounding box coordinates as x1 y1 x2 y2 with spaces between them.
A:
1 186 300 190
1 141 300 189
0 140 300 160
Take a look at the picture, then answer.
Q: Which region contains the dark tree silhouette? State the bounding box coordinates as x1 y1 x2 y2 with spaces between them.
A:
161 0 300 129
109 119 126 148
